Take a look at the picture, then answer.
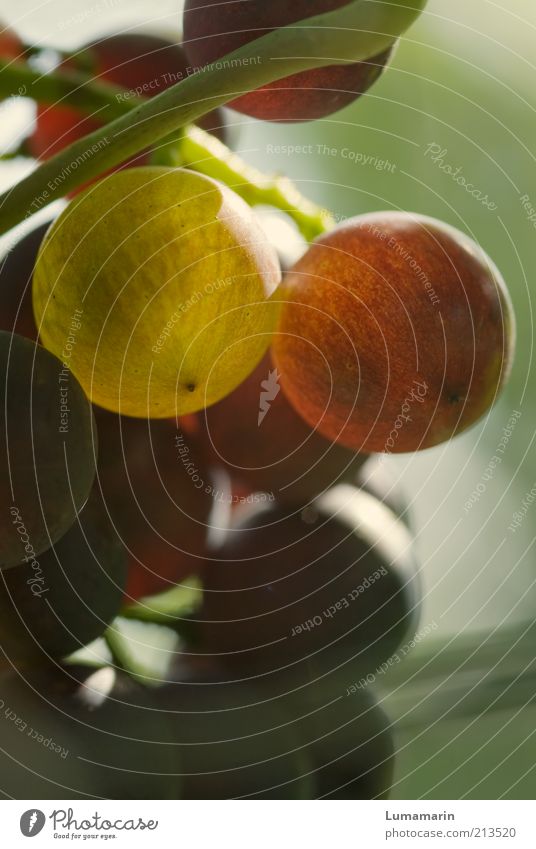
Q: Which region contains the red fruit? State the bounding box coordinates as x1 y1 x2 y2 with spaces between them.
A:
183 0 394 122
199 484 421 675
272 212 515 453
0 21 21 59
95 409 225 600
185 352 365 505
29 33 226 162
0 220 52 341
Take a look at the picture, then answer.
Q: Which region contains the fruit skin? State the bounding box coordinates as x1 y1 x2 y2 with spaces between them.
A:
272 212 515 453
199 484 421 676
185 352 366 505
0 664 181 799
33 167 281 419
0 21 21 59
183 0 394 122
29 33 227 162
0 332 96 569
156 658 314 799
0 489 126 666
0 220 52 341
95 408 223 600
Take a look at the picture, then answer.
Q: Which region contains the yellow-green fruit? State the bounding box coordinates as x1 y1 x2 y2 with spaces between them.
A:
32 167 281 418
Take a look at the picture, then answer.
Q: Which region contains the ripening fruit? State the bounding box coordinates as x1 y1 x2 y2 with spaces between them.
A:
0 21 21 59
187 352 366 505
33 167 281 418
29 33 227 162
95 408 225 600
0 665 181 798
199 484 421 675
157 659 314 799
286 683 395 799
182 0 394 122
0 220 52 340
0 332 96 569
272 212 515 453
0 490 126 666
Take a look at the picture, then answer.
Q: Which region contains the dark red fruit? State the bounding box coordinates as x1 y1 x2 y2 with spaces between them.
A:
0 490 126 666
273 212 515 453
199 484 421 675
184 353 366 505
0 220 52 341
95 409 224 601
29 33 227 162
183 0 393 122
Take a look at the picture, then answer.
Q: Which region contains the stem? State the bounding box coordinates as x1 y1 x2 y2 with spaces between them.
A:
179 126 334 240
0 59 140 120
0 0 426 235
0 57 332 238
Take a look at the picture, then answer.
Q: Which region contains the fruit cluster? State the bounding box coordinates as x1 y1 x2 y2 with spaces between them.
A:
0 5 515 800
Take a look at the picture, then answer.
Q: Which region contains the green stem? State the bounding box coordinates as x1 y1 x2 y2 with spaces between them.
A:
0 0 426 235
0 59 141 120
0 57 332 238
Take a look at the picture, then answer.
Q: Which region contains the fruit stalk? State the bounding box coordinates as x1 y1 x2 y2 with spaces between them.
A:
0 0 426 235
0 59 137 120
0 59 332 237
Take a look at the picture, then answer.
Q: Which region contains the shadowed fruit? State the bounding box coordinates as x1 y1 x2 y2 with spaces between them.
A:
95 409 226 600
33 167 281 418
185 352 366 505
0 220 52 340
272 212 515 453
0 332 96 569
157 658 314 798
0 490 126 666
183 0 394 122
0 21 21 59
29 33 227 162
199 484 421 676
0 665 181 798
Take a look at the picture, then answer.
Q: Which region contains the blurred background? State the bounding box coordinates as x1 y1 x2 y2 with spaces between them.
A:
1 0 535 799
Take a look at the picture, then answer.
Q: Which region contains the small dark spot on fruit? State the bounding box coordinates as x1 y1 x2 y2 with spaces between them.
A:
186 383 196 393
448 392 461 404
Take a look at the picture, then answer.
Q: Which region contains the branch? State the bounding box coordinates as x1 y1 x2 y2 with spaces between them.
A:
0 0 426 235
